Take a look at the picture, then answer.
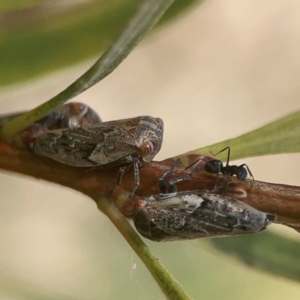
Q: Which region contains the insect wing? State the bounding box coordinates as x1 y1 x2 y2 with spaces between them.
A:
134 191 274 242
32 116 163 167
32 121 138 167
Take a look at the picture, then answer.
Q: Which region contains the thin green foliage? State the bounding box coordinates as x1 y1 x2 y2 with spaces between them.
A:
177 110 300 163
97 196 192 300
1 0 174 140
207 231 300 282
0 0 199 87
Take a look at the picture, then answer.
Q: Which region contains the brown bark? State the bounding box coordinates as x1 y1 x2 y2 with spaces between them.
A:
0 138 299 232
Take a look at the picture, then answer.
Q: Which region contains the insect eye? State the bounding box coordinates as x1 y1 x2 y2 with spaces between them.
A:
73 102 88 115
140 142 154 155
75 103 84 112
135 199 146 213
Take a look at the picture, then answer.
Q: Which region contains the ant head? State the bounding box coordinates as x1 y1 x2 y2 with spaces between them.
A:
236 166 248 182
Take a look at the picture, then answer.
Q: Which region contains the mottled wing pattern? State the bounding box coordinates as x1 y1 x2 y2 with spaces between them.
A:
33 122 138 167
135 191 273 241
145 195 223 239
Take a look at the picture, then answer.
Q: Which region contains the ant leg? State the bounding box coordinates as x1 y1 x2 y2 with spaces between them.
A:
158 165 176 194
159 160 194 193
181 159 202 173
204 159 223 190
210 146 231 167
165 175 193 193
168 159 226 193
165 158 224 193
225 147 231 167
182 158 217 173
225 174 231 188
183 157 229 191
210 147 233 187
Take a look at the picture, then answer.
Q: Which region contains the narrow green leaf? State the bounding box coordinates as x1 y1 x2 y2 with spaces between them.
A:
207 231 300 282
1 0 175 140
0 0 42 12
177 110 300 162
0 0 200 87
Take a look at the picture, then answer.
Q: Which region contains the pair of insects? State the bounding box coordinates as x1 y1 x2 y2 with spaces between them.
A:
26 104 252 192
4 103 252 195
5 103 272 241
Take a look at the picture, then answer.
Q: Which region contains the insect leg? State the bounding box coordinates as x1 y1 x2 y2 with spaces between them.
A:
159 162 196 193
130 157 140 198
158 165 176 193
184 158 222 190
210 147 233 185
183 157 219 174
117 166 127 185
165 175 193 193
158 160 192 193
210 146 231 167
111 165 129 197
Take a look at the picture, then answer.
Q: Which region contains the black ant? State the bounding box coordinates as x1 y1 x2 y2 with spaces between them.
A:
158 161 222 194
187 146 254 184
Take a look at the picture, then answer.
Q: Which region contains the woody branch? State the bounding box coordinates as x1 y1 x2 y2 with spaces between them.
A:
0 138 299 232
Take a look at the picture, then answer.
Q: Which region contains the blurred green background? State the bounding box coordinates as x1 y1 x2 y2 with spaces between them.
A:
0 0 198 86
1 0 300 299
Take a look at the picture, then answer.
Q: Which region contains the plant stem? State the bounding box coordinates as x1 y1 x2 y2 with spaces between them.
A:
97 196 192 300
